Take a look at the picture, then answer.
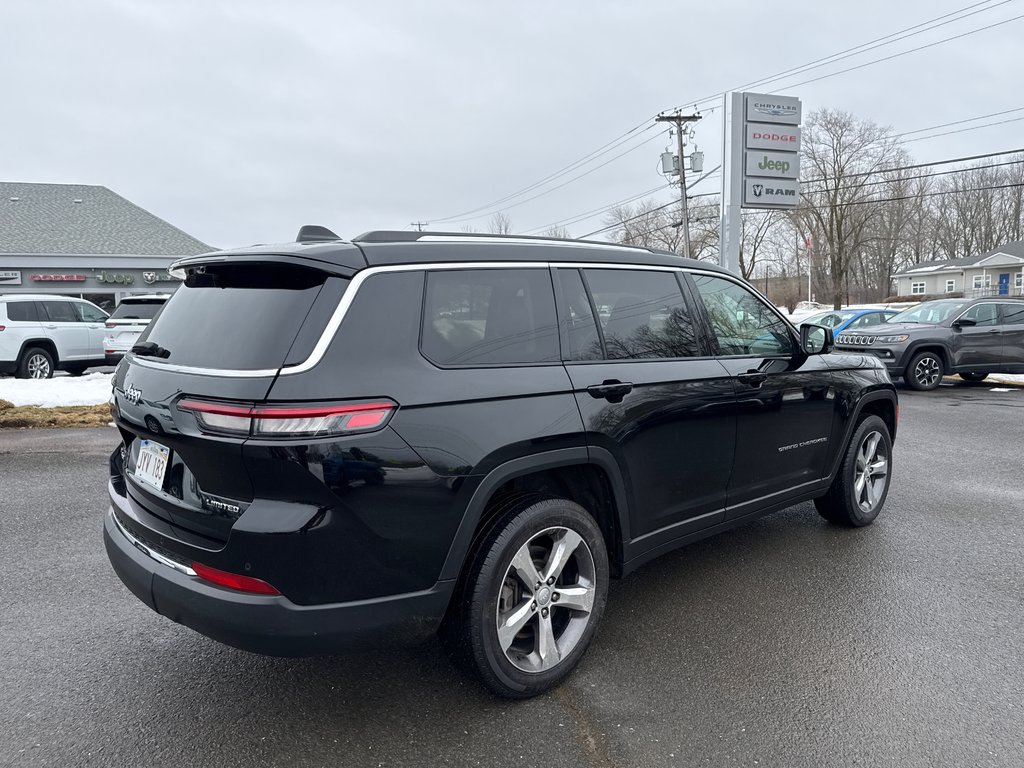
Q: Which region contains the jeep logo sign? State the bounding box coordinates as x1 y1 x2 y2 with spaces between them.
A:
745 150 800 179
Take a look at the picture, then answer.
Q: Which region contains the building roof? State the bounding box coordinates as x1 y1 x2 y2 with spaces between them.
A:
0 182 211 256
894 241 1024 277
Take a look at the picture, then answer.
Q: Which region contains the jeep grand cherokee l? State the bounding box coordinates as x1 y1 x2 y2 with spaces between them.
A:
834 296 1024 390
104 228 898 698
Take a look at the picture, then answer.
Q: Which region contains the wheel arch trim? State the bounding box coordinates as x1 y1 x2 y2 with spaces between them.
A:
824 390 898 482
438 447 631 582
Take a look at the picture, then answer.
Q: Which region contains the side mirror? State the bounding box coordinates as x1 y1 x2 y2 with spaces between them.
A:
800 323 834 355
952 317 976 328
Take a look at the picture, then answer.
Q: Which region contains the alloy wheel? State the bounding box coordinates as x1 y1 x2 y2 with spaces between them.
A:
913 356 940 388
853 430 888 514
495 526 596 673
28 354 51 379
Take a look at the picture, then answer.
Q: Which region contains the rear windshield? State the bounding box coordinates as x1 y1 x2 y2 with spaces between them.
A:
138 263 343 370
109 301 165 320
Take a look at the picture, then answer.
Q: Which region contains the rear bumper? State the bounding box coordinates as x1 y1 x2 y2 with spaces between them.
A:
105 353 125 365
103 507 455 656
0 360 16 375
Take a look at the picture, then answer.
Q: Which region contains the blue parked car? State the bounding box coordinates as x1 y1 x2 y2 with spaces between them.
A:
802 307 900 334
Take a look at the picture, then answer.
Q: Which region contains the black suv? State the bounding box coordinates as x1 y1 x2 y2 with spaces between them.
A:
104 229 898 698
834 297 1024 390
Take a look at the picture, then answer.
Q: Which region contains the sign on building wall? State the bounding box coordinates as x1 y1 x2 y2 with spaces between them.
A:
0 270 21 285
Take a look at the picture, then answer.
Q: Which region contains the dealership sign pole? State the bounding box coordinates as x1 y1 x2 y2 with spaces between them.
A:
720 91 802 274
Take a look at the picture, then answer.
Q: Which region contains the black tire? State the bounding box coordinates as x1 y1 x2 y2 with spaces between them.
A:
959 372 988 383
16 347 54 379
905 350 943 391
814 415 892 527
65 365 87 377
451 496 609 699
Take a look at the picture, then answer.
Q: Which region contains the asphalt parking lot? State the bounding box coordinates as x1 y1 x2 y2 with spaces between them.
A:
1 381 1022 768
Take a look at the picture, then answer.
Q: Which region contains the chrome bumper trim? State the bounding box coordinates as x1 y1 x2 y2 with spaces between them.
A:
109 509 197 577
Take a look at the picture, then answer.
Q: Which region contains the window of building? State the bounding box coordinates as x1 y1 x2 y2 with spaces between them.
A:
421 269 559 366
582 269 700 360
691 274 794 357
911 282 926 295
945 279 956 293
1016 271 1023 290
972 274 992 289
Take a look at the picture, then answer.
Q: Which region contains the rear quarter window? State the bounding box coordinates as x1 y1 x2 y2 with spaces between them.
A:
139 263 346 371
421 268 560 366
4 301 40 322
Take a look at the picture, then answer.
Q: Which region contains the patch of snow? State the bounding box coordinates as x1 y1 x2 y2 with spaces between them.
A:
0 373 113 407
989 373 1024 386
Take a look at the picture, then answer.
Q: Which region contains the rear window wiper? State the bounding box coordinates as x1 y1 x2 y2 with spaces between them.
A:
131 341 171 359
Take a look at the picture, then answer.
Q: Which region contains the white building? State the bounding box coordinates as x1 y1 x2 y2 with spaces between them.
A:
892 242 1024 299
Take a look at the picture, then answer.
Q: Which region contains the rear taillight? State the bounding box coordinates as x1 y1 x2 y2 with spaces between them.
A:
177 398 396 438
105 322 116 328
0 325 5 332
192 562 280 595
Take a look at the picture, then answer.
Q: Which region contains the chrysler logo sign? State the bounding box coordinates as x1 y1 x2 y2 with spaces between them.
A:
751 101 799 118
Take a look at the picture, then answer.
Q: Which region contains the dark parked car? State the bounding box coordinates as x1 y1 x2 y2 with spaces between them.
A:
104 228 898 698
834 297 1024 390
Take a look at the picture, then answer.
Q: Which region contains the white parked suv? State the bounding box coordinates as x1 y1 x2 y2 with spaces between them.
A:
103 294 170 364
0 294 109 378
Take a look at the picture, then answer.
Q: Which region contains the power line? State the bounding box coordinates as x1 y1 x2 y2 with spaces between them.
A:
427 122 657 223
434 131 666 225
522 184 668 235
800 156 1024 195
901 115 1024 143
894 105 1024 137
773 11 1024 94
670 0 1014 112
428 3 1019 229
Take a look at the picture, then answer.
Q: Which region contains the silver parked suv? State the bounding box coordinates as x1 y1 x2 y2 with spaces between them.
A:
0 294 109 378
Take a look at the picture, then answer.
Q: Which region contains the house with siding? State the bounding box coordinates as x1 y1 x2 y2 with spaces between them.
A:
892 241 1024 298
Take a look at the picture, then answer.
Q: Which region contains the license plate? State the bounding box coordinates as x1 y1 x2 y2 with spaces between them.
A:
135 439 170 491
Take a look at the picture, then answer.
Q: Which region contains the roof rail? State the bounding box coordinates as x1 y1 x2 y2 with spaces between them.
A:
351 230 655 251
296 225 343 243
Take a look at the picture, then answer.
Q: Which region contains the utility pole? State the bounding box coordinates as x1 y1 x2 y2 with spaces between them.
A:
410 221 427 232
656 111 702 260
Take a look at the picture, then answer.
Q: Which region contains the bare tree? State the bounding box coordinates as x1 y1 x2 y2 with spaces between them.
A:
796 109 902 309
541 225 572 239
488 212 513 234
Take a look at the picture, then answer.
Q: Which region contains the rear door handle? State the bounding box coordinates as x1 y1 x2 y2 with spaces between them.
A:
986 329 1000 334
587 380 633 401
739 371 768 388
43 324 57 329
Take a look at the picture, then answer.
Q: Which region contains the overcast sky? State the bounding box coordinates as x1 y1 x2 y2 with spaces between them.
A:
2 0 1022 249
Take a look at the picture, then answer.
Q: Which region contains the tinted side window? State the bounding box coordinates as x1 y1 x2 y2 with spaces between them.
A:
421 269 559 366
692 274 795 356
961 303 998 326
5 302 39 322
1002 304 1024 325
554 269 603 361
75 303 107 322
583 269 699 359
41 301 78 322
